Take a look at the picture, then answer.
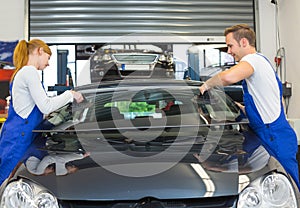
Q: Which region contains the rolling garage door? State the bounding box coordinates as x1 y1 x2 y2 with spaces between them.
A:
29 0 255 44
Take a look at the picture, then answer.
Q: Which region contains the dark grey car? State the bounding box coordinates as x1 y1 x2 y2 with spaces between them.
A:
0 79 299 208
90 45 175 82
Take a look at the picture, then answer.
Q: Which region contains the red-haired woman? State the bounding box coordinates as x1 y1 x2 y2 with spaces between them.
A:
0 39 84 186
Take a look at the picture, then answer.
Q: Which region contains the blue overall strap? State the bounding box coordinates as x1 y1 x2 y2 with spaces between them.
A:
0 82 43 185
242 54 300 190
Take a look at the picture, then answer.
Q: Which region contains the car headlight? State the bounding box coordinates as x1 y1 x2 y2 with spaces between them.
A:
238 172 297 208
0 179 58 208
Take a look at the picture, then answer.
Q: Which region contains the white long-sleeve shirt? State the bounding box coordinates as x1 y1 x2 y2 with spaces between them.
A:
12 65 73 118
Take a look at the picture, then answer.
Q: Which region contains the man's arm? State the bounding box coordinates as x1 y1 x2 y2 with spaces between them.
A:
199 61 254 94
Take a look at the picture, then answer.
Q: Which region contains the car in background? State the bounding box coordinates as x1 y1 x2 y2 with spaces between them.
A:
90 44 175 82
0 79 299 208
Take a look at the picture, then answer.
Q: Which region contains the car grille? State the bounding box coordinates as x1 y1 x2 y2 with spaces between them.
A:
60 196 237 208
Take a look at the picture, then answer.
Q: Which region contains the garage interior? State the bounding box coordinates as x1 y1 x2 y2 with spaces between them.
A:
1 0 300 206
0 1 299 161
1 0 300 136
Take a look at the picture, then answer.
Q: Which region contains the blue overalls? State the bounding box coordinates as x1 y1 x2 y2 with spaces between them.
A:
242 57 300 190
0 82 43 185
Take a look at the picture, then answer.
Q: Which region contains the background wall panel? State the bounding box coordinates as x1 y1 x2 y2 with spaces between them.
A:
29 0 255 43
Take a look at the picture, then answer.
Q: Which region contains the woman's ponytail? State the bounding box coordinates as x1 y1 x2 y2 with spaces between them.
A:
11 40 29 82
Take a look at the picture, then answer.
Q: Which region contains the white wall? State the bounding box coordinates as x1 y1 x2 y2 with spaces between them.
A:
256 1 277 65
0 0 25 41
278 0 300 119
256 0 300 119
237 0 300 120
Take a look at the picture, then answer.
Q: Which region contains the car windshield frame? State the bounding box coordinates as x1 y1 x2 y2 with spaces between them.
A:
40 84 243 134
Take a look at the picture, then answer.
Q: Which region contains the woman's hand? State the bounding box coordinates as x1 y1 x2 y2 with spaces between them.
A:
71 90 84 103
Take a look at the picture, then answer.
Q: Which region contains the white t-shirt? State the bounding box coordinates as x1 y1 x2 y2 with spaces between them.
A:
12 65 73 118
241 53 281 123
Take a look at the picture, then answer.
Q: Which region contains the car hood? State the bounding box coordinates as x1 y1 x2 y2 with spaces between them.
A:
27 162 239 200
19 128 271 201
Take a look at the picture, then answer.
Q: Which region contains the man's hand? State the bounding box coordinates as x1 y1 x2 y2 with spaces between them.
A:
235 101 246 115
199 83 208 95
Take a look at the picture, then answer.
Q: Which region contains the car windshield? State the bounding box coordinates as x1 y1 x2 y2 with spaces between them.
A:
44 85 242 138
34 84 248 174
